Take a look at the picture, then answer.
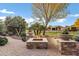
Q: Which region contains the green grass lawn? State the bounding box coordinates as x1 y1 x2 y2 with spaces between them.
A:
46 31 62 36
46 31 79 37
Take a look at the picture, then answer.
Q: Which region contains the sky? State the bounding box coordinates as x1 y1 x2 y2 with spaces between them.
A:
0 3 32 23
0 3 79 26
49 3 79 26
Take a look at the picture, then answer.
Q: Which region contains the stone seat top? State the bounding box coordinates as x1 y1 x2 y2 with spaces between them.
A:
26 38 48 43
56 39 76 42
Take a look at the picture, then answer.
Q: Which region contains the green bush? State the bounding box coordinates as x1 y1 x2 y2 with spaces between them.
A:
73 35 79 41
20 32 26 42
61 34 72 40
62 29 69 34
21 37 26 42
20 32 26 37
61 29 71 40
0 37 8 46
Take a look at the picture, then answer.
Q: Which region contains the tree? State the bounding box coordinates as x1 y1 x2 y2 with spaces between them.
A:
5 16 28 41
32 3 69 35
0 20 4 32
0 20 7 33
73 18 79 28
29 22 45 37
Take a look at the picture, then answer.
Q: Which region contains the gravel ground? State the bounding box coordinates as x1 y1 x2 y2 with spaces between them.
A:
0 36 60 56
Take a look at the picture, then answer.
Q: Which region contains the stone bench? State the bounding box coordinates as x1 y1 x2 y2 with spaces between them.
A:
57 39 77 55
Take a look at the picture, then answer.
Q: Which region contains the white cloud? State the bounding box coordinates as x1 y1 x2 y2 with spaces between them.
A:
56 14 79 23
0 9 15 14
56 18 66 22
0 16 6 20
68 14 79 17
25 18 35 23
25 17 66 23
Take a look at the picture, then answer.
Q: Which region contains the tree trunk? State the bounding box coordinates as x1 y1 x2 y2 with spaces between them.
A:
34 30 36 35
43 24 48 35
43 29 46 35
37 30 38 35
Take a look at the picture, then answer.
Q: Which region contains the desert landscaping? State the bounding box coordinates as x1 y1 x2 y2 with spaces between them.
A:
0 3 79 56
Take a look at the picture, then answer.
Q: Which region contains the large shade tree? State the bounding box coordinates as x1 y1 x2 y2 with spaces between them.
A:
5 16 28 41
32 3 69 35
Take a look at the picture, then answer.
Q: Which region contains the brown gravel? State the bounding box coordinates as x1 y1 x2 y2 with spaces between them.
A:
0 36 60 56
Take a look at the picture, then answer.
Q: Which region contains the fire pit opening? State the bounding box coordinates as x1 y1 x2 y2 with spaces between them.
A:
33 39 43 41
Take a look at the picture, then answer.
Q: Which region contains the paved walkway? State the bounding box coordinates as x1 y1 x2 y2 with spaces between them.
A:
0 36 60 56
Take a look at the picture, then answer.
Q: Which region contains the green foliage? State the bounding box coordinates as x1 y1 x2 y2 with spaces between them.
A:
72 34 79 41
61 29 72 40
20 32 26 42
21 36 26 42
62 29 69 34
5 16 28 42
5 16 28 35
0 20 7 36
0 37 8 46
0 20 3 32
70 31 79 41
29 22 45 36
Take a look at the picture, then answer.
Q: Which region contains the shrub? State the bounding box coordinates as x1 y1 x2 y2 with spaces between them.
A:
61 34 72 40
20 32 26 42
0 37 8 46
61 29 71 40
21 37 26 42
20 32 26 37
73 35 79 42
62 29 69 34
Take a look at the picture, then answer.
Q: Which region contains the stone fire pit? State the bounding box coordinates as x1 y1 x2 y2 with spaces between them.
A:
26 38 48 49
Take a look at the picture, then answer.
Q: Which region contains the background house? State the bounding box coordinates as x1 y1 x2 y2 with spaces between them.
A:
47 26 64 31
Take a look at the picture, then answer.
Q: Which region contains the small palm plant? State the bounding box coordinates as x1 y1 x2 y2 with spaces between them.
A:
29 22 45 38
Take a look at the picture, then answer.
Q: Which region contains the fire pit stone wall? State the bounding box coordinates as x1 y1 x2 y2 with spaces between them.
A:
26 38 48 49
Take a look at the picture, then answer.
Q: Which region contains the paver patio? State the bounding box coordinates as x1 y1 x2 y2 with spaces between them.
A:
0 36 60 56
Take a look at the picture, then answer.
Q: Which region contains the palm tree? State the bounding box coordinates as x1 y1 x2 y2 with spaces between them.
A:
29 22 45 37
